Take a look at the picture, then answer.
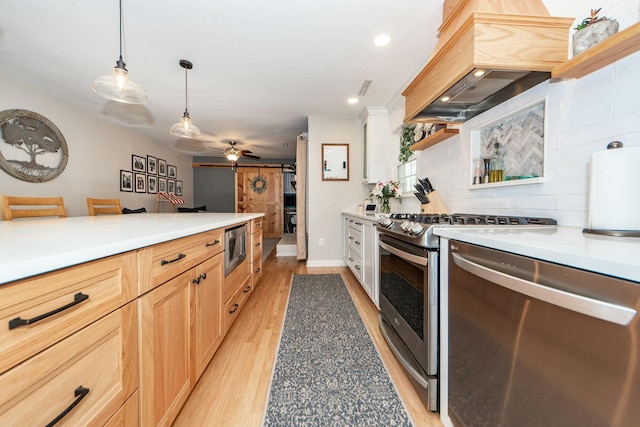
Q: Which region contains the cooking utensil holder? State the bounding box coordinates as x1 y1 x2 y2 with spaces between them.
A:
420 190 449 214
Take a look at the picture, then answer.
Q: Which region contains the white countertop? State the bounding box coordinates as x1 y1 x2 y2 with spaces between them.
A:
342 210 381 221
435 226 640 283
0 213 263 284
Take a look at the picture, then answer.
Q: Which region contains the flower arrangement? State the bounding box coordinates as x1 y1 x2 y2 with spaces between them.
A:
370 180 401 214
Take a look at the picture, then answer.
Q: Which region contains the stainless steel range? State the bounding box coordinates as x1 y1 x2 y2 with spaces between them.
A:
376 213 557 412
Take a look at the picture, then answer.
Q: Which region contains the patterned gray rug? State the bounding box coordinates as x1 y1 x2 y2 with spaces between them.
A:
263 274 413 426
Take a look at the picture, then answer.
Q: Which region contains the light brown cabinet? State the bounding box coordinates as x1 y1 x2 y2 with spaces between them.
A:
191 251 224 379
250 217 263 287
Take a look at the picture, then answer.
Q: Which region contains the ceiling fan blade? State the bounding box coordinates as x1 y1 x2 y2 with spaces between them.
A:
242 153 261 160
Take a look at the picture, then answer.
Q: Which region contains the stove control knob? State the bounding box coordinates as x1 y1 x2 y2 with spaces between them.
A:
411 223 423 234
379 218 392 228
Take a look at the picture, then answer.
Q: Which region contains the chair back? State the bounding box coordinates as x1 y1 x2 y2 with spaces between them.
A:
86 198 122 216
1 195 67 220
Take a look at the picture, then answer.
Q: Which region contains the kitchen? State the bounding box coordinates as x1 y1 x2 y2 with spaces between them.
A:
2 0 640 426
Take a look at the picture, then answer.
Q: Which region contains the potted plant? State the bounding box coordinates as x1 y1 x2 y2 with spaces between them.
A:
573 8 618 56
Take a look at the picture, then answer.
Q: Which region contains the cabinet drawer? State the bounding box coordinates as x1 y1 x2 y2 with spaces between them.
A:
0 251 137 374
105 390 138 427
252 252 263 287
224 274 253 333
346 250 362 281
251 218 263 234
347 227 363 257
0 302 138 426
140 229 223 292
251 231 263 260
223 258 251 303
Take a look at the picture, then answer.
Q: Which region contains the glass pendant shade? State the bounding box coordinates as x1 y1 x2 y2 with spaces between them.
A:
225 147 241 162
169 59 200 139
170 111 201 138
92 1 147 104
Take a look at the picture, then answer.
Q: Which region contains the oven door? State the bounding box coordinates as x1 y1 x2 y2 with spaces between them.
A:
378 233 439 410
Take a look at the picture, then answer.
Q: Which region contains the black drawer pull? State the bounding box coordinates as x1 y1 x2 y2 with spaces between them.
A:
161 253 186 265
255 242 261 247
355 241 360 245
244 285 252 293
229 304 239 314
9 293 89 330
192 273 207 284
255 267 261 273
206 239 220 247
45 385 90 427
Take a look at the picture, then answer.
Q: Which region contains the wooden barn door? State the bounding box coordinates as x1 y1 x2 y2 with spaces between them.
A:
237 168 283 238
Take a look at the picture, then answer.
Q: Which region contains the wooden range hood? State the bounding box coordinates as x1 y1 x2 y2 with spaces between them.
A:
403 0 574 124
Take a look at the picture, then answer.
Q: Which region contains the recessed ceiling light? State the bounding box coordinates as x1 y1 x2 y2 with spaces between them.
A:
348 97 359 104
373 34 391 47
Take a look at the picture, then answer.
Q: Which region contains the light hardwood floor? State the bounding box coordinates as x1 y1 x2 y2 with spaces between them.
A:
173 251 443 426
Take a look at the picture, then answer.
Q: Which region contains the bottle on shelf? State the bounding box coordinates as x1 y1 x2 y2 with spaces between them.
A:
489 143 504 182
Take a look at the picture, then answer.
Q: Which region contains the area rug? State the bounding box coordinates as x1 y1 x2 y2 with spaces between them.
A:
262 274 413 426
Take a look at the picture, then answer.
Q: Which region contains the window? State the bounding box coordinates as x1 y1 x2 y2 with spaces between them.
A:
397 158 417 194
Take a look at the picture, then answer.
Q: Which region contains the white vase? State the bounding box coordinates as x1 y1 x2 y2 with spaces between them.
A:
573 19 619 56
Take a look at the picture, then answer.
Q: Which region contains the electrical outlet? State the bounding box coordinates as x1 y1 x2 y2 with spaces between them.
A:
318 238 324 246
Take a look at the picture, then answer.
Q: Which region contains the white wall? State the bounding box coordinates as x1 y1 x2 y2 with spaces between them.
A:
307 115 367 266
0 78 193 216
396 50 640 228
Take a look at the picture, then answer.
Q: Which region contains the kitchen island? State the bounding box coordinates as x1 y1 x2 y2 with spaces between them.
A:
0 212 263 426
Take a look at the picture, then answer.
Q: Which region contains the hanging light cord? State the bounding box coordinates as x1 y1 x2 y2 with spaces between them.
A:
184 67 189 114
116 0 126 70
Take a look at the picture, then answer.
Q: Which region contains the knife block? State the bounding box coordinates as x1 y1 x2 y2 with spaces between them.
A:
420 190 449 215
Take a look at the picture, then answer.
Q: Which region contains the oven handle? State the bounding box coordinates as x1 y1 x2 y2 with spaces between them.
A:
452 252 637 326
379 241 428 266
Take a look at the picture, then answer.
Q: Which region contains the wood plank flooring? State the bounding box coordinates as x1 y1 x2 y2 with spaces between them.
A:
173 251 443 426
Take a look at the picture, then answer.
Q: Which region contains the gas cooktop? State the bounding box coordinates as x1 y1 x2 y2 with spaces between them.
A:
377 213 558 248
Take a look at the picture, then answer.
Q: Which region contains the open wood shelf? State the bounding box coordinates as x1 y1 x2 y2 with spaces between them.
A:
552 22 640 79
410 127 459 151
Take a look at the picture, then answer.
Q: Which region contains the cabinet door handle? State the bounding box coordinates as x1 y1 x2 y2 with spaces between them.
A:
355 222 362 225
348 236 354 240
348 257 354 262
355 241 360 245
255 242 261 247
206 239 220 247
45 386 90 427
255 267 261 273
192 273 207 284
161 253 186 265
9 292 89 330
355 265 361 270
244 285 252 293
229 304 239 314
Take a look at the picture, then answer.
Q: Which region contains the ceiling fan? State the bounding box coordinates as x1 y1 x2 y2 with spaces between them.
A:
224 140 261 161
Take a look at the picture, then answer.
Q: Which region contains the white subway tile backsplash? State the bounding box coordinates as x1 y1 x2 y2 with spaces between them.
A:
507 195 558 210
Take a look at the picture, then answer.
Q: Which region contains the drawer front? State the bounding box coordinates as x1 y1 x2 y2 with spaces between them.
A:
105 390 139 427
346 249 362 281
224 274 253 333
346 216 364 233
251 231 263 260
252 252 263 287
251 218 263 234
0 251 137 374
223 258 251 303
0 302 138 426
142 229 224 292
347 227 363 257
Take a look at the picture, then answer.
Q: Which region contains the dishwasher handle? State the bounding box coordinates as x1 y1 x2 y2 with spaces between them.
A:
452 252 637 326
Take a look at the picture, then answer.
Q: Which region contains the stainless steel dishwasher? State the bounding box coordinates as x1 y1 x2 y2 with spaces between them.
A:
447 240 639 427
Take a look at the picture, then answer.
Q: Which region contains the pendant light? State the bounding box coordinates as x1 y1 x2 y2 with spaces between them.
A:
169 60 201 138
91 0 147 104
225 141 241 162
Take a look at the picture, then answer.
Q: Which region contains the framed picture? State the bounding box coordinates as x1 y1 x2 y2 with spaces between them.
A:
134 173 146 193
158 159 167 177
158 177 167 192
168 179 176 194
176 180 183 196
120 170 133 192
167 165 177 179
132 154 146 173
322 143 349 181
147 155 157 175
0 109 69 183
148 175 158 194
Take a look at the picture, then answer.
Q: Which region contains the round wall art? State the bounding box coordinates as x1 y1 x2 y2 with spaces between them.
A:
0 109 69 182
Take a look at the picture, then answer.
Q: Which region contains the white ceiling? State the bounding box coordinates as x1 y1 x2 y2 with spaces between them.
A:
0 0 443 159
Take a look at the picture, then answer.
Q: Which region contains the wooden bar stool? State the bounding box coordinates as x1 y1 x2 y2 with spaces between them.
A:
0 195 67 220
86 198 122 216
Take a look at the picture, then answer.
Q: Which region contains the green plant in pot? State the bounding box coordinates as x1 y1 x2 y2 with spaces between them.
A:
573 8 618 56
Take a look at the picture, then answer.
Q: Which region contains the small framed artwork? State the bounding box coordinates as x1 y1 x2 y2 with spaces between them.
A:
147 155 157 175
148 175 158 194
167 165 177 179
176 180 183 196
158 159 167 177
134 173 146 193
158 177 167 192
322 143 349 181
168 179 176 193
132 154 146 173
120 170 133 192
